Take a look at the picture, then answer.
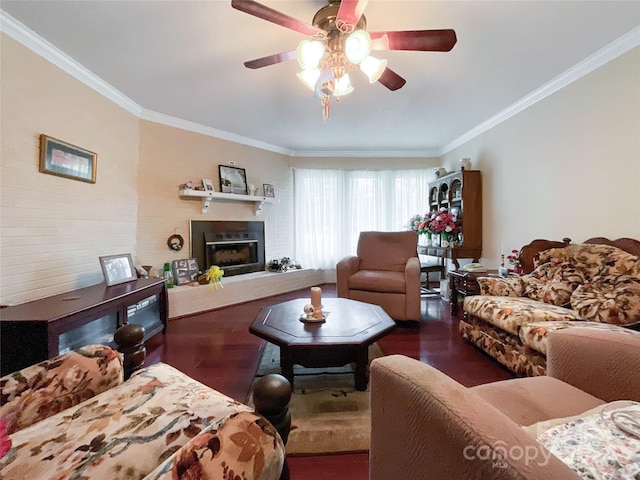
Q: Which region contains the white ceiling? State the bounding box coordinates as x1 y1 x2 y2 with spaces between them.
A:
1 1 639 157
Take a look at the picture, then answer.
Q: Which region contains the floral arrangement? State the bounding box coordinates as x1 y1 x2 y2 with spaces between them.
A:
428 208 459 234
205 265 224 290
407 213 434 235
507 249 523 273
507 249 521 267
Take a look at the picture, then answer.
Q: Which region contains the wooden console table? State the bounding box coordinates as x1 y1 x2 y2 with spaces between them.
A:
418 245 482 270
0 277 167 375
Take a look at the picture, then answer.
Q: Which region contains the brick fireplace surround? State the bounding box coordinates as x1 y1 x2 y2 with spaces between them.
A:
168 220 328 318
167 268 327 318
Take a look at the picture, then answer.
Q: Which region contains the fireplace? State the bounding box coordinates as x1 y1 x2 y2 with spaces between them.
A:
190 221 265 277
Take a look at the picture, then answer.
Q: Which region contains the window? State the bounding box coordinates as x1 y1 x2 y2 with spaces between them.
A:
294 168 433 268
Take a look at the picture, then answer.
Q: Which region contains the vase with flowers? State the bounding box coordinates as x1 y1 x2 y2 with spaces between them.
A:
408 213 435 246
204 265 225 290
427 208 460 248
507 249 523 274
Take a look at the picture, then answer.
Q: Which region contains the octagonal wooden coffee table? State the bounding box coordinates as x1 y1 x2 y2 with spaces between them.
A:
250 297 395 391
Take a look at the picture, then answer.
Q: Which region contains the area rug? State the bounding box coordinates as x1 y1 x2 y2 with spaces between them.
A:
249 342 384 456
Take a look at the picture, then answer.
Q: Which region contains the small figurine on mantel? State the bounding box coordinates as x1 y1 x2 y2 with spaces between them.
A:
268 257 302 272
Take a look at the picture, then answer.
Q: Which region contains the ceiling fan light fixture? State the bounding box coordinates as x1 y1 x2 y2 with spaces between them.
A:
297 39 325 70
332 73 354 97
235 0 457 120
344 29 371 64
360 55 387 83
297 68 321 91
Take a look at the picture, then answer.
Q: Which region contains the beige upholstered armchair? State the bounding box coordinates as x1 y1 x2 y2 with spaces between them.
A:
369 327 640 479
336 231 421 323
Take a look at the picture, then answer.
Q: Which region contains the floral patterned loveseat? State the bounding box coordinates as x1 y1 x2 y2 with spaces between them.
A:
461 238 640 376
0 343 287 480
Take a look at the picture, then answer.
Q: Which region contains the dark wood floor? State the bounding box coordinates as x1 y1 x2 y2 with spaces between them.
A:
145 283 513 479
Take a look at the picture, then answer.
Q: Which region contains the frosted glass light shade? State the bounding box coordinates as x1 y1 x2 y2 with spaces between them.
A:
297 40 325 70
360 55 387 83
344 30 371 64
332 74 354 96
297 68 321 91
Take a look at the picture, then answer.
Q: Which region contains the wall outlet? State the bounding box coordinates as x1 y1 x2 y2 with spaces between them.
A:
228 161 236 166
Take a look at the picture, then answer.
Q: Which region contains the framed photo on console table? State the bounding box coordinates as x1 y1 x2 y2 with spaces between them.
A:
99 253 137 286
39 134 97 183
218 165 248 195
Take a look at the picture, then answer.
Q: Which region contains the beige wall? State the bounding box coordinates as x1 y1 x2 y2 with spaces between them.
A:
0 34 140 305
137 121 293 276
440 47 640 268
0 34 294 305
2 29 638 305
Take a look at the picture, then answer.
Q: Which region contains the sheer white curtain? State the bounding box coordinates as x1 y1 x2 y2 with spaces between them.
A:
294 168 434 269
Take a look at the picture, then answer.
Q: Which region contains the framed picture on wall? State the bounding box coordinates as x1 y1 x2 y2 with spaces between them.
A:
218 165 248 195
263 184 275 198
39 134 97 183
99 254 137 286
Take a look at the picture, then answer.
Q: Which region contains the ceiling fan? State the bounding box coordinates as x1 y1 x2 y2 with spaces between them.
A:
231 0 457 120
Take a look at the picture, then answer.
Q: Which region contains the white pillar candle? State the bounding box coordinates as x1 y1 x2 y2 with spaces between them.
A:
311 286 322 308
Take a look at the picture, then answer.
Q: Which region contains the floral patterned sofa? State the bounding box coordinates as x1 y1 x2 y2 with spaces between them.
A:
0 341 289 480
461 237 640 376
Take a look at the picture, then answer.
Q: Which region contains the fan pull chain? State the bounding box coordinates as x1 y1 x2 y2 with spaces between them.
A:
321 95 330 122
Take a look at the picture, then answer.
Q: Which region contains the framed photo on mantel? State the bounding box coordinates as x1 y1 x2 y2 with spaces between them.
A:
263 184 275 198
172 258 200 286
218 165 248 195
202 178 215 191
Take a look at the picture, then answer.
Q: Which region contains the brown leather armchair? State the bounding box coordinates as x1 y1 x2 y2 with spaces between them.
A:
336 231 421 323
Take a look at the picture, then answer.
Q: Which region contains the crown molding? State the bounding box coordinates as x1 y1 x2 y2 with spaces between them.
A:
0 10 142 118
440 26 640 156
139 109 294 156
3 9 638 159
290 149 440 158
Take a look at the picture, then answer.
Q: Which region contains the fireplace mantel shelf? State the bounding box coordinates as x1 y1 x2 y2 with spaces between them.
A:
179 189 277 215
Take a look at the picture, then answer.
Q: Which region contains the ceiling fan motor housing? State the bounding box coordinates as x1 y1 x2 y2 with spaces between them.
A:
312 1 367 32
310 1 369 82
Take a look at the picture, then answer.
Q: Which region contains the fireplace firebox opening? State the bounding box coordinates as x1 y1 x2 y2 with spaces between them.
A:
190 221 265 277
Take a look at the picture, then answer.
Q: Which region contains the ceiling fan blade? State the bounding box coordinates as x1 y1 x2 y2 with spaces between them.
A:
336 0 369 27
244 50 297 69
377 67 406 91
370 29 457 52
231 0 321 36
